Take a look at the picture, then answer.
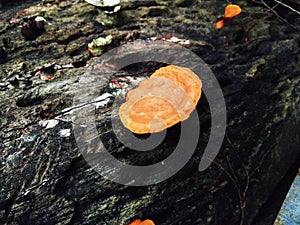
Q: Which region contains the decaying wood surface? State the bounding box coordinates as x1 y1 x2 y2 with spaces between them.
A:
0 0 299 224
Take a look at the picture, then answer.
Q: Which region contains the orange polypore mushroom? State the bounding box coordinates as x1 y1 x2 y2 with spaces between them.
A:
224 4 242 19
119 65 202 134
128 219 155 225
215 4 242 29
151 65 202 106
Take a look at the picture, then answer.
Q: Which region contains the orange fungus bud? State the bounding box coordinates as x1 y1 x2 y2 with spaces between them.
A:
215 19 225 29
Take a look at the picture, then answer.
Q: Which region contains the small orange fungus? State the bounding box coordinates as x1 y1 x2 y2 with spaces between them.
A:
215 19 225 29
224 4 242 18
215 4 242 29
119 65 202 134
128 219 155 225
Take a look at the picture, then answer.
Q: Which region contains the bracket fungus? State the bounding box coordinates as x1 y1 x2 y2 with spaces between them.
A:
215 4 242 29
119 65 202 134
128 219 155 225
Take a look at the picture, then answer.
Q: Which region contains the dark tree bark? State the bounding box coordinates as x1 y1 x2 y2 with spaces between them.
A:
0 0 299 225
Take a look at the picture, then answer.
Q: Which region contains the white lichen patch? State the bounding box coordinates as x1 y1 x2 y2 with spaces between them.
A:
22 133 38 142
85 0 120 7
150 36 190 46
85 0 121 7
58 129 71 137
93 93 113 109
105 5 121 14
35 16 46 22
39 119 59 129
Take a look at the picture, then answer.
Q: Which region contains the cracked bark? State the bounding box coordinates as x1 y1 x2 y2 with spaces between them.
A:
0 0 299 225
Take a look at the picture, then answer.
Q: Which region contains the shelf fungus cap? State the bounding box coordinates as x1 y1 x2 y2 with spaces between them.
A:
119 65 202 134
151 65 202 106
224 4 242 19
128 219 155 225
